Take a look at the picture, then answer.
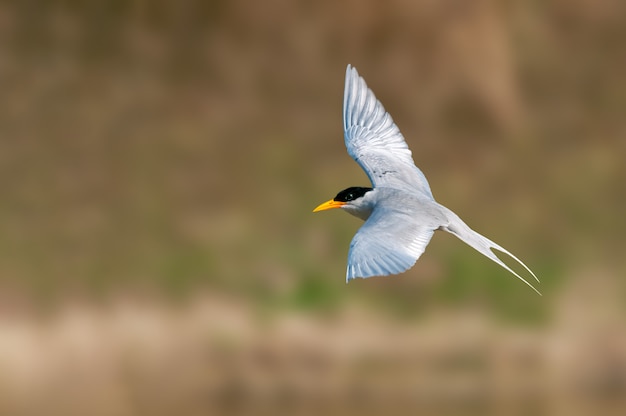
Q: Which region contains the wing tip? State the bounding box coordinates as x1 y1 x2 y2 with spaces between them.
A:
345 64 360 86
345 255 418 284
345 263 359 283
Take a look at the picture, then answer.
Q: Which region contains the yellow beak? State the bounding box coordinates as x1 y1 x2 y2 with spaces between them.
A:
313 199 346 212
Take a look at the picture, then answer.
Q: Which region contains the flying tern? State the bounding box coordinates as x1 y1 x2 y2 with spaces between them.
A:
313 65 540 295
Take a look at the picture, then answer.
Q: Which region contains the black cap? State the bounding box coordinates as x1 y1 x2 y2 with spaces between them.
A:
334 187 373 202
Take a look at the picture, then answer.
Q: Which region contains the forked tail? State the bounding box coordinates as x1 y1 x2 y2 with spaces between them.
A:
439 206 541 295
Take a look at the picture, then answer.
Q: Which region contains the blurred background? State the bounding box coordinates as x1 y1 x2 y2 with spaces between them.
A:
0 0 625 415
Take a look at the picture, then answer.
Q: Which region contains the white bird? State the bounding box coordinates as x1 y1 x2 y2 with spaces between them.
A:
313 65 540 295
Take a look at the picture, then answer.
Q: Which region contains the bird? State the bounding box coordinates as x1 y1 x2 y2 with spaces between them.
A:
313 65 540 295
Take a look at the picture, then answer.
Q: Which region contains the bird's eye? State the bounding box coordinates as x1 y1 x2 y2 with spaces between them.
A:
347 193 354 200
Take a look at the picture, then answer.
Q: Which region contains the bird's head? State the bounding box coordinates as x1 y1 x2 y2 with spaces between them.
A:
313 186 374 220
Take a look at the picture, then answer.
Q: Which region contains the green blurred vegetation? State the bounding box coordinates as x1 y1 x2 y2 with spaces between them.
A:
0 0 625 321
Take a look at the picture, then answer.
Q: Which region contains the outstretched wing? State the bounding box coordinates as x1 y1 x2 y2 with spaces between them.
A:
343 65 433 198
346 199 439 281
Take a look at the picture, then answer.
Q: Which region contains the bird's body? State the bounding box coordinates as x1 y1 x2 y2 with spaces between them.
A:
314 65 540 295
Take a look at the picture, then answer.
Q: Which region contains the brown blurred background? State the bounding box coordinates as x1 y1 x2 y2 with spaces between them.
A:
0 0 625 415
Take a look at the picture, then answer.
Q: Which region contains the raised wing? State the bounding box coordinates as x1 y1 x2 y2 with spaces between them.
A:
343 65 433 198
346 199 438 281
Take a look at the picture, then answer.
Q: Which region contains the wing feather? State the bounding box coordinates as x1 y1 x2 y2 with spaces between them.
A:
343 65 433 198
346 198 438 282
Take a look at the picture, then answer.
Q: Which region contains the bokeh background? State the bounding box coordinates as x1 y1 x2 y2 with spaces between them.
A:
1 0 625 415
